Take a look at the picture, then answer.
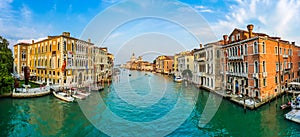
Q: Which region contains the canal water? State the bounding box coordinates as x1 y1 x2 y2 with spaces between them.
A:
0 70 299 137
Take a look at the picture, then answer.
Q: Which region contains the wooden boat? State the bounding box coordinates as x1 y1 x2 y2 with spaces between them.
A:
53 91 74 102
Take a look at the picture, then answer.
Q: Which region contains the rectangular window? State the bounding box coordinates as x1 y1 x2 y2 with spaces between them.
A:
263 78 266 87
275 76 278 84
275 47 278 55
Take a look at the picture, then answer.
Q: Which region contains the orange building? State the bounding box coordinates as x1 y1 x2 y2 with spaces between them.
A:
155 55 174 74
222 24 300 101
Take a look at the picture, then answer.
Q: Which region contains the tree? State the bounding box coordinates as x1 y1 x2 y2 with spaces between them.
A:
0 36 14 95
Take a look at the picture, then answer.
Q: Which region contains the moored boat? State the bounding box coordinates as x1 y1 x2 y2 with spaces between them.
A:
174 76 183 82
53 91 74 102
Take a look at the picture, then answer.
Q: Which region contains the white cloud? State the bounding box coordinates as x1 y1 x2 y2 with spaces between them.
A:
211 0 300 44
193 5 214 13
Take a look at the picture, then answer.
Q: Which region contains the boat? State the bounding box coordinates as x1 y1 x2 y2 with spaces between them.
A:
77 90 91 97
280 103 291 110
291 94 300 109
53 91 74 102
285 109 300 124
91 85 104 91
174 76 183 82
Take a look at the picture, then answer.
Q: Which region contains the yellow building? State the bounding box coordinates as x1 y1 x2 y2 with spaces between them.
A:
13 32 113 87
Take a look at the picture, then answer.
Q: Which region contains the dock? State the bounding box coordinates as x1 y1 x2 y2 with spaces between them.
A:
285 109 300 124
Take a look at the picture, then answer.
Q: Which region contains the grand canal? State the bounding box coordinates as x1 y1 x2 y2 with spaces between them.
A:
1 70 299 137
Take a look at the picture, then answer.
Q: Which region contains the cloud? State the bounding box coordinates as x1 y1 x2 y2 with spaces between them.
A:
194 5 214 13
210 0 300 44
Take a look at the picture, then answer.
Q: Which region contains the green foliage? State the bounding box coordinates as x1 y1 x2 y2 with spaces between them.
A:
0 36 14 95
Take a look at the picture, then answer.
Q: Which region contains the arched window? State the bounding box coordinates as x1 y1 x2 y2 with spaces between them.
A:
254 61 259 73
262 42 266 53
254 41 258 54
244 44 248 55
50 44 52 51
63 41 67 51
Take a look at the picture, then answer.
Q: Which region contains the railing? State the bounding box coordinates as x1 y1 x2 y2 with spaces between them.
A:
228 55 244 60
36 66 46 69
263 72 267 77
253 73 258 78
283 54 288 58
226 72 248 77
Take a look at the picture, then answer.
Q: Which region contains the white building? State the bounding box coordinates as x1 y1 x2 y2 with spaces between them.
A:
193 41 223 91
177 52 194 81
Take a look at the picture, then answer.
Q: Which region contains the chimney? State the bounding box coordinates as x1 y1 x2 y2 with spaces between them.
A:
32 40 34 44
223 35 228 45
292 42 295 45
62 32 70 37
247 24 254 38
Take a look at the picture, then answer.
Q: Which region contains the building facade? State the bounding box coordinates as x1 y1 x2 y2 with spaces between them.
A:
13 32 113 87
193 41 223 91
222 24 300 101
177 51 194 81
155 55 174 74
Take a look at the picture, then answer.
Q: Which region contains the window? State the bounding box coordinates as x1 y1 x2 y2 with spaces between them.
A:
275 47 278 55
58 59 60 67
254 78 259 88
262 42 266 53
263 78 266 87
289 49 292 56
241 45 243 55
254 61 259 73
231 36 235 41
284 48 286 55
279 48 282 55
64 41 67 51
275 76 278 84
281 75 284 82
58 42 60 50
254 41 258 54
245 62 248 73
244 44 248 55
211 79 214 88
263 61 266 72
187 58 189 62
217 50 220 58
72 43 74 52
276 62 279 71
50 44 52 51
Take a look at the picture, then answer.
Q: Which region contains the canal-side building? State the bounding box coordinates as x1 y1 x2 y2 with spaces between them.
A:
177 51 194 81
13 42 30 79
222 24 300 101
193 41 223 91
155 55 174 74
13 32 113 87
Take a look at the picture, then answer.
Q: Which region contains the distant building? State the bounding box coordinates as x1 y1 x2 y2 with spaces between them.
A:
177 51 194 81
155 55 174 74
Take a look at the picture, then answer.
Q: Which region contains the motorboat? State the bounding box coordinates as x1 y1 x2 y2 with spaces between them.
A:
77 90 91 97
174 76 183 82
53 91 74 102
291 94 300 109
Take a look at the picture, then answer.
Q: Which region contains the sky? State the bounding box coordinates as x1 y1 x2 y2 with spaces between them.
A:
1 0 300 64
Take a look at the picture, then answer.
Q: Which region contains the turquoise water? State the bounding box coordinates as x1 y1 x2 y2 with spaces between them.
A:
0 70 299 137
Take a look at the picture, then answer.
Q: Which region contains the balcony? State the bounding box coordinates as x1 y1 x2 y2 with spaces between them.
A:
283 54 288 58
196 57 206 62
263 72 267 77
36 66 46 69
226 72 248 78
253 73 258 78
228 55 244 60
